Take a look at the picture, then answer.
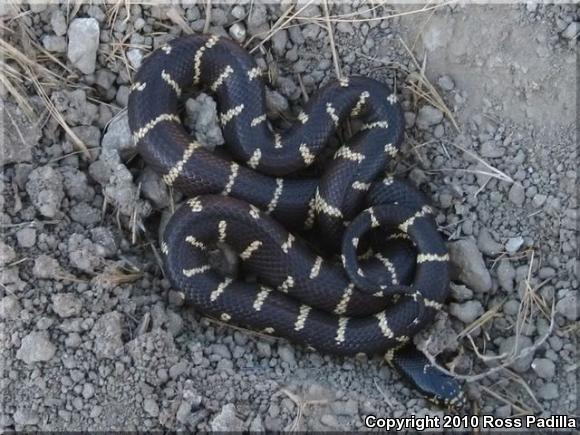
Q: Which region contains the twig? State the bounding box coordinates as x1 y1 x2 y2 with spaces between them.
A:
247 1 314 53
26 66 91 159
422 298 556 383
399 37 460 132
480 386 532 415
322 0 341 80
441 140 515 184
203 0 212 34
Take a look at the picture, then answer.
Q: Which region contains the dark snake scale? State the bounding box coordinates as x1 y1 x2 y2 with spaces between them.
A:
128 34 465 408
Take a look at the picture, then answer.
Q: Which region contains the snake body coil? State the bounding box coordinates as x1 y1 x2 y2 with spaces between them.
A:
128 34 464 408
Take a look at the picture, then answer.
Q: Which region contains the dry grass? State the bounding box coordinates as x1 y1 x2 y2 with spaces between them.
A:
279 388 328 432
167 5 193 35
1 11 92 158
422 249 555 414
96 265 143 286
399 37 459 132
322 0 342 80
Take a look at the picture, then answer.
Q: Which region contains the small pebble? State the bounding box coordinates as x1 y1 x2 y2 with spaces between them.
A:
437 75 455 91
508 184 525 206
143 398 159 417
449 300 484 324
505 236 524 254
531 358 556 380
416 105 444 129
496 259 516 292
538 382 559 400
16 227 36 248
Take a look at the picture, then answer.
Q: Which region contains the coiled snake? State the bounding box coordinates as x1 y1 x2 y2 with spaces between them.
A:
128 34 464 408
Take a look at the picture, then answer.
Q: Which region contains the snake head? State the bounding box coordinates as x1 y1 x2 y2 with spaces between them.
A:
390 346 466 411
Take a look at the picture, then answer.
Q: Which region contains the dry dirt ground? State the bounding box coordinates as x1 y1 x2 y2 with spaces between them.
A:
0 1 578 432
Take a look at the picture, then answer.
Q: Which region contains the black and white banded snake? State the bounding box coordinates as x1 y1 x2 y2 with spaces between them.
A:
127 34 465 408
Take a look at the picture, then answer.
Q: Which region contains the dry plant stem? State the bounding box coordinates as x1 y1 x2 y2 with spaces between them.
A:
440 140 515 183
458 302 504 339
480 386 533 415
281 388 328 432
398 37 460 131
504 370 543 411
299 2 452 23
25 66 91 159
203 0 212 34
373 378 396 409
167 6 193 35
322 0 342 80
422 298 555 383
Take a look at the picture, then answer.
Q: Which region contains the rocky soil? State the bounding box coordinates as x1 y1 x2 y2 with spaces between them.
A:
0 1 578 431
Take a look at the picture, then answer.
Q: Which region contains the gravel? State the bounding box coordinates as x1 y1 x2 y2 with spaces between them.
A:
184 94 224 149
1 2 576 430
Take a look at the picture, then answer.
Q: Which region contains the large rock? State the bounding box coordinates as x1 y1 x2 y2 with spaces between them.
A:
67 18 100 74
448 238 492 293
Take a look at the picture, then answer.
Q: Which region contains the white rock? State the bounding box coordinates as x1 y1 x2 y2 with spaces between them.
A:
229 22 246 43
127 48 143 69
67 18 100 74
505 236 524 254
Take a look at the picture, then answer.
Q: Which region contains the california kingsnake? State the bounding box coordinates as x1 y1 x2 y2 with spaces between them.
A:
128 34 465 408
